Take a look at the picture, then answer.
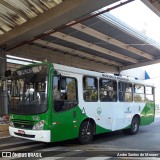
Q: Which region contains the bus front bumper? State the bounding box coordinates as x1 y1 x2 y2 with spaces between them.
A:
9 126 50 142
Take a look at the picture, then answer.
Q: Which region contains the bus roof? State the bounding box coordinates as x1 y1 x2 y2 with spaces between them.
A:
53 63 154 86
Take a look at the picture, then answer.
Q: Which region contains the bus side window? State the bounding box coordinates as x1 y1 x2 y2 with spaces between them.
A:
134 84 145 102
146 86 154 102
99 78 117 102
83 76 98 102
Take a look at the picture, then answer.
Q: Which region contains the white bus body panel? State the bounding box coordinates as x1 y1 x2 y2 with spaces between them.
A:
54 64 151 131
9 126 51 142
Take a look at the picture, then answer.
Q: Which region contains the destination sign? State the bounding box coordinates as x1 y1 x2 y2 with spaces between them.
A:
102 74 129 81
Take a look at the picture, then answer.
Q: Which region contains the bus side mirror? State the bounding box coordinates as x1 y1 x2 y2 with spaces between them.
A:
0 80 7 91
5 70 11 77
61 79 66 90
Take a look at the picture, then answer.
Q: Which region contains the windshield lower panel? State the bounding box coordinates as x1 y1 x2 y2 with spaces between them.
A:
9 74 48 115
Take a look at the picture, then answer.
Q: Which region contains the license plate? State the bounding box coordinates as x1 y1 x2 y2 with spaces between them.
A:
18 130 25 134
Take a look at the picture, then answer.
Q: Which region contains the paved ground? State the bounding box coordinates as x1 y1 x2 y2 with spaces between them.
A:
0 115 160 160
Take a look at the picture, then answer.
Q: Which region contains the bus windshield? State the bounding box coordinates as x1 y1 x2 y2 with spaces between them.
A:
9 74 48 115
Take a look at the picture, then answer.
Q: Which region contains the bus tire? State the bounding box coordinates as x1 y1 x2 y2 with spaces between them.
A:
78 121 94 144
128 116 140 135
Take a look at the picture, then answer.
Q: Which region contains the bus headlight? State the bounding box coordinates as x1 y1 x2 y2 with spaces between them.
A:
9 121 14 127
32 120 44 130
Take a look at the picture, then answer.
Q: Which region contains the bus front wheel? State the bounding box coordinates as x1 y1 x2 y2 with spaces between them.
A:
78 121 94 144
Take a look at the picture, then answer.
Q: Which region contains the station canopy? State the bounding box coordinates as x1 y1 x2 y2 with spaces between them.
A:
0 0 160 72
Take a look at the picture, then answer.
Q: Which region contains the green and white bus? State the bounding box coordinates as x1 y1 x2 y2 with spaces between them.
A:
9 63 155 144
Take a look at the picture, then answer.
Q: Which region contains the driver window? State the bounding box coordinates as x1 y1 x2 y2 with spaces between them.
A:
53 75 78 112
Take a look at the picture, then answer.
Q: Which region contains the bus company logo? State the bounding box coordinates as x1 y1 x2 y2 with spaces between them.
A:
2 152 11 157
1 152 42 158
125 107 131 113
97 107 102 115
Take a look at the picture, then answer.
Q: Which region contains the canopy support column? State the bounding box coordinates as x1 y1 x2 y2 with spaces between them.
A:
0 48 8 119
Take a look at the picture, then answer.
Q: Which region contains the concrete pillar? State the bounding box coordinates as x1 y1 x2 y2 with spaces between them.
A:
0 48 8 117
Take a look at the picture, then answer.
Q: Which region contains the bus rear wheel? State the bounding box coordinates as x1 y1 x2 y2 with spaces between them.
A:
78 121 94 144
125 116 140 135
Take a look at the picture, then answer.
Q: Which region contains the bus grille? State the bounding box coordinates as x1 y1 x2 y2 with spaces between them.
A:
12 119 34 129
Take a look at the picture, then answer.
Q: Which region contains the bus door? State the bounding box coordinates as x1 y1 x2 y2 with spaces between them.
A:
51 76 79 141
124 103 133 125
115 82 133 129
113 102 132 130
99 78 117 131
96 103 113 132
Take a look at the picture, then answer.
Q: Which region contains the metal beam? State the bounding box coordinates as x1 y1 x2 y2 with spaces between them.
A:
52 32 138 63
141 0 160 18
0 0 28 21
8 44 118 73
0 18 14 30
0 26 7 33
0 14 17 27
0 0 119 48
71 23 154 60
27 0 44 13
0 17 15 28
34 39 122 66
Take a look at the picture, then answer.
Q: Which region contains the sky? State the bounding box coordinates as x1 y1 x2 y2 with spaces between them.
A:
109 0 160 79
110 0 160 43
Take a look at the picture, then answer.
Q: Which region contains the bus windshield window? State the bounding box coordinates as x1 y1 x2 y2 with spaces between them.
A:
9 74 48 115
